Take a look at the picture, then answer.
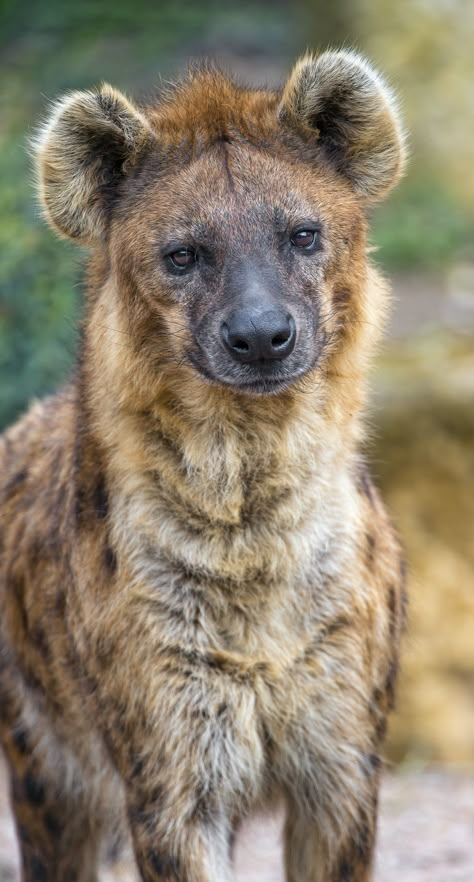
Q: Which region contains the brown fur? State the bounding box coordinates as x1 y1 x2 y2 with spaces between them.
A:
1 51 406 881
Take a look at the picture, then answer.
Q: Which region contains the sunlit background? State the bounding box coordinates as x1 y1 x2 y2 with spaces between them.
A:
1 0 473 859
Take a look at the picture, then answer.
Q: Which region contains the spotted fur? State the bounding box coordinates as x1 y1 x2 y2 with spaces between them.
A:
1 51 406 882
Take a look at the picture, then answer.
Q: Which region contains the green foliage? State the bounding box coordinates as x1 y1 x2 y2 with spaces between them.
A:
371 173 474 270
0 122 80 428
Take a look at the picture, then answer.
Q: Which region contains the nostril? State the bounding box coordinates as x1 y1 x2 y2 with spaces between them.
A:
271 330 291 348
232 337 250 353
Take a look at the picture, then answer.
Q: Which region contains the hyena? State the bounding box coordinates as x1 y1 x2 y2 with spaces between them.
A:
0 51 407 882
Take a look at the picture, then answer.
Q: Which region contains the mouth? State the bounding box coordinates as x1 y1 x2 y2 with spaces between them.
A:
187 351 308 396
226 374 294 395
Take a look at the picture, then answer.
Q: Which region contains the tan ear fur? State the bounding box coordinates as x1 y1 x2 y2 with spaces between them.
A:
34 85 152 241
279 50 407 201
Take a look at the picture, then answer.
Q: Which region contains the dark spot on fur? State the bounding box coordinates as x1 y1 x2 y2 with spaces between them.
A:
370 688 388 742
388 585 396 613
24 855 47 881
191 704 210 722
147 849 173 876
326 615 351 637
21 665 43 695
302 616 351 660
51 484 66 528
12 726 29 756
333 288 351 306
130 754 144 779
12 775 24 804
372 686 383 705
55 589 66 616
164 644 220 671
364 752 382 777
376 715 387 742
191 779 216 822
4 468 28 499
150 786 163 806
388 585 397 638
24 772 45 806
228 825 237 856
44 810 62 839
17 823 32 847
357 463 376 507
355 820 372 861
31 626 50 660
370 752 382 771
385 659 399 709
74 487 87 524
261 721 274 753
365 532 376 567
338 858 353 881
0 642 13 674
401 585 409 629
7 570 25 600
104 544 117 573
28 537 45 568
399 556 407 585
129 802 151 828
94 476 108 519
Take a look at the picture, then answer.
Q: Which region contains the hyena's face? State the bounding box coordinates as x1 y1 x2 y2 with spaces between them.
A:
112 143 365 395
36 52 405 396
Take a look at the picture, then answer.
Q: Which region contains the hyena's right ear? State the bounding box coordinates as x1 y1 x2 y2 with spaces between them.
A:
35 85 153 242
279 50 406 202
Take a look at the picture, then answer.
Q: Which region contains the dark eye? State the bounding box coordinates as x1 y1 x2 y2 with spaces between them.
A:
291 229 318 250
168 248 197 269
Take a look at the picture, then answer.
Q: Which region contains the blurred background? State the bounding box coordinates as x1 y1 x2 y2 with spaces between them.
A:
1 0 473 878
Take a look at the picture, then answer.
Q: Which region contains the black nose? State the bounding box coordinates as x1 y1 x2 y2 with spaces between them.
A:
221 308 296 363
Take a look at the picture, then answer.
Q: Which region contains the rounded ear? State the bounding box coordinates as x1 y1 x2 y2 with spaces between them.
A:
279 50 407 202
34 85 153 241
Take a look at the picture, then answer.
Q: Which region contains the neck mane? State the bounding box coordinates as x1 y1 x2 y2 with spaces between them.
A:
75 263 384 583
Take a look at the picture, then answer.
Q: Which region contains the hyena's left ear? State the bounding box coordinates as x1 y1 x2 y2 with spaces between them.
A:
35 84 153 242
279 50 407 201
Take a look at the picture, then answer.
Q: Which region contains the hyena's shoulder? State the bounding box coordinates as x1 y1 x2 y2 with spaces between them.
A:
0 386 78 575
1 384 76 490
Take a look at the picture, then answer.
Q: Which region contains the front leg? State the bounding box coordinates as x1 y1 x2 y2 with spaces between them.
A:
76 630 264 882
126 738 234 882
284 788 378 882
131 801 232 882
277 622 389 882
101 668 248 882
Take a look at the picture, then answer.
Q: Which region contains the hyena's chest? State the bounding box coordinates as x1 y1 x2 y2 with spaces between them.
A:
157 561 365 805
186 618 370 817
116 486 368 803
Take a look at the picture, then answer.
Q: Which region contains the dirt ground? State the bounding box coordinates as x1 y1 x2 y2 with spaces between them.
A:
0 757 472 882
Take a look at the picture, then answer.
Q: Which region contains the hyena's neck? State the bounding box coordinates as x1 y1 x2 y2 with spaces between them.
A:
84 360 361 584
82 283 365 583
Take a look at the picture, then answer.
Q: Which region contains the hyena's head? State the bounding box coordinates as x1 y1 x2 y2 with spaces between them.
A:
36 52 405 399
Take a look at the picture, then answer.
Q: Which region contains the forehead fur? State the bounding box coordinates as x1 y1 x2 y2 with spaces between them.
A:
146 65 281 150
